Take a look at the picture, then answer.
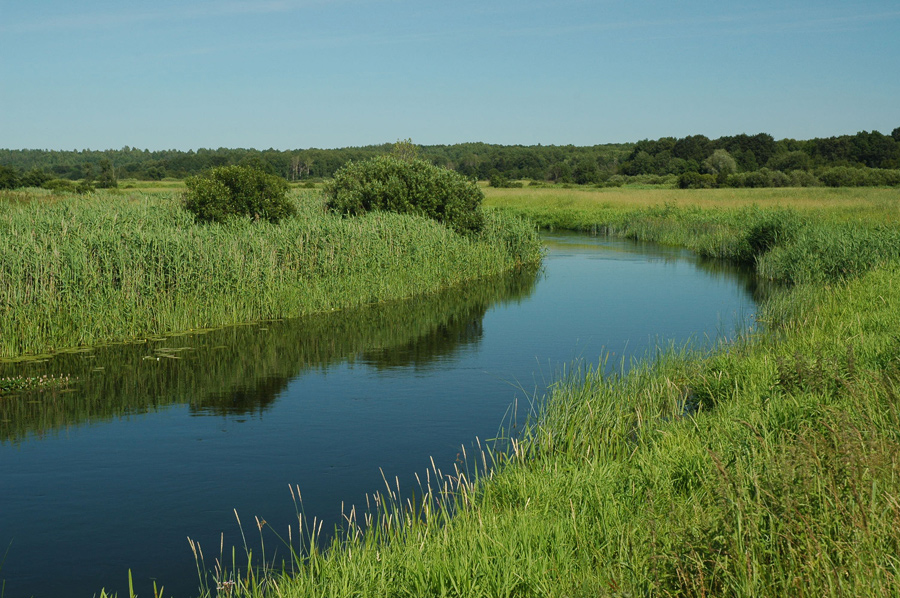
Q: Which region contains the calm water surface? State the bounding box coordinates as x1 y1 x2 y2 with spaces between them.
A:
0 233 759 597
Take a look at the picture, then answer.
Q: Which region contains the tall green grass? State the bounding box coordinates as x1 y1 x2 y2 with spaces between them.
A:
0 190 541 359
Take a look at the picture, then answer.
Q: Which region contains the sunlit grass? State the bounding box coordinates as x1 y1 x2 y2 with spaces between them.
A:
485 185 900 224
0 189 541 359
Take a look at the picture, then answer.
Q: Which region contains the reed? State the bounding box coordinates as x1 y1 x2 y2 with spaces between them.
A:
0 189 541 359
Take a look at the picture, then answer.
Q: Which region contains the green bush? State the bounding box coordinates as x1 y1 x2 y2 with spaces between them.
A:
41 179 77 194
183 165 294 223
324 155 485 234
489 172 522 188
677 172 717 189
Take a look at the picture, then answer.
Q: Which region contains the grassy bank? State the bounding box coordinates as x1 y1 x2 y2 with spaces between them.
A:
157 187 900 597
0 189 541 360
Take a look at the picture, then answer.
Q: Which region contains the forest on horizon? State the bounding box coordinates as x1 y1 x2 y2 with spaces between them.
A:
1 128 899 189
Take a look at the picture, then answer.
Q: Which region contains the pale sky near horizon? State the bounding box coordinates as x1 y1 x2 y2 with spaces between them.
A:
1 0 898 151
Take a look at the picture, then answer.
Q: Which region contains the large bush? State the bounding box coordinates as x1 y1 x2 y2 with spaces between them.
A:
324 155 485 234
183 165 293 223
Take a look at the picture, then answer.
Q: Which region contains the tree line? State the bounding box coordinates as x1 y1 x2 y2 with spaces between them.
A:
1 128 898 190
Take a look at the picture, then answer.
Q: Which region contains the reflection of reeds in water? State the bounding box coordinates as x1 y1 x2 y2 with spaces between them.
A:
0 265 539 443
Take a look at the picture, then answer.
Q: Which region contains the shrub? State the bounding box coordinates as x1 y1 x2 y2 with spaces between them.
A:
818 166 867 187
677 172 717 189
41 179 77 194
489 173 522 188
76 180 95 194
789 170 821 187
183 165 294 223
324 155 485 234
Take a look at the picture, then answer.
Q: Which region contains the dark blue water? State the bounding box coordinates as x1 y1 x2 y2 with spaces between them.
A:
0 233 758 597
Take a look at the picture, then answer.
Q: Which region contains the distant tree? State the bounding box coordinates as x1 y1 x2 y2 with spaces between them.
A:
677 172 717 189
703 149 737 186
96 158 117 188
572 157 601 184
893 127 900 142
42 179 77 193
145 166 165 181
703 149 737 175
768 151 811 172
0 165 20 189
21 168 51 187
547 162 574 184
390 138 421 162
672 135 712 163
238 155 277 176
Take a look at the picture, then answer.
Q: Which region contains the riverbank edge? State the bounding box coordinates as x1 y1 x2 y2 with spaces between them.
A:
171 201 900 597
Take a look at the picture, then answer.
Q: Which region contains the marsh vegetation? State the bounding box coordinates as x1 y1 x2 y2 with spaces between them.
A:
149 186 900 598
0 186 540 360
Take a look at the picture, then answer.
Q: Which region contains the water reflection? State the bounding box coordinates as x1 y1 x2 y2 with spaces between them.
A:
0 266 540 443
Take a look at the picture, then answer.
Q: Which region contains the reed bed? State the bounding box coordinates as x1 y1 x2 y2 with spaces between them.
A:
0 190 541 359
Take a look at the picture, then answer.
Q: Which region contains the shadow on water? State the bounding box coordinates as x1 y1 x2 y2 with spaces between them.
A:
0 266 540 444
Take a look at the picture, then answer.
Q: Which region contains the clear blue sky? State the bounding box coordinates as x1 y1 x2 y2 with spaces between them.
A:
1 0 898 150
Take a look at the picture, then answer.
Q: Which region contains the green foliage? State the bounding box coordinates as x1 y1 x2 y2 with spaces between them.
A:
389 138 421 162
488 172 522 188
703 149 737 176
76 180 95 194
324 155 485 234
41 178 77 193
0 165 20 189
183 165 294 223
677 171 717 189
767 150 811 172
818 165 900 187
742 208 802 260
95 158 118 188
20 168 51 188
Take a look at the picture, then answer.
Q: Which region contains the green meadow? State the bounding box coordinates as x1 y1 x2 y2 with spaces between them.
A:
131 185 900 598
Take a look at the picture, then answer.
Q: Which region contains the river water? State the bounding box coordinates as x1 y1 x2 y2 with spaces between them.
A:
0 233 760 597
